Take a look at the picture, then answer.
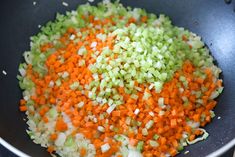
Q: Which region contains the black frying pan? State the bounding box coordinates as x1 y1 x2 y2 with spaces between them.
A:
0 0 235 157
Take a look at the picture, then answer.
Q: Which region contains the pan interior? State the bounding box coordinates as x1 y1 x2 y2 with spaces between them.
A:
0 0 234 157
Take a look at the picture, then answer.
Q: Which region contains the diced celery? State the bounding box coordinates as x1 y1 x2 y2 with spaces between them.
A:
48 108 58 118
69 82 80 90
153 134 159 140
149 140 159 147
142 128 148 136
210 111 215 118
136 141 144 152
145 120 154 129
64 136 75 147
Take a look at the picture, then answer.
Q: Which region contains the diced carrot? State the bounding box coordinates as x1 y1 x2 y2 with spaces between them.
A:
80 147 87 157
55 118 68 131
50 133 58 141
19 105 27 112
47 146 54 153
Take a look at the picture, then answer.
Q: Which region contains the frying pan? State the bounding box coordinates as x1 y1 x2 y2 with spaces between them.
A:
0 0 235 157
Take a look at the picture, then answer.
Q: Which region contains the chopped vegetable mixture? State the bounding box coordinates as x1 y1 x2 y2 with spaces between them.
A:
18 1 223 157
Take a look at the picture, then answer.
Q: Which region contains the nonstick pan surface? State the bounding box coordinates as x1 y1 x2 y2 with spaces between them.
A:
0 0 235 157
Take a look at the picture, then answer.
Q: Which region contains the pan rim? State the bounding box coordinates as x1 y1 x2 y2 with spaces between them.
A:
0 137 234 157
0 137 29 157
206 138 235 157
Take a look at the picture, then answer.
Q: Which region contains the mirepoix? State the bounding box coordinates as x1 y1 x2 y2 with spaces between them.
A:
18 1 223 157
